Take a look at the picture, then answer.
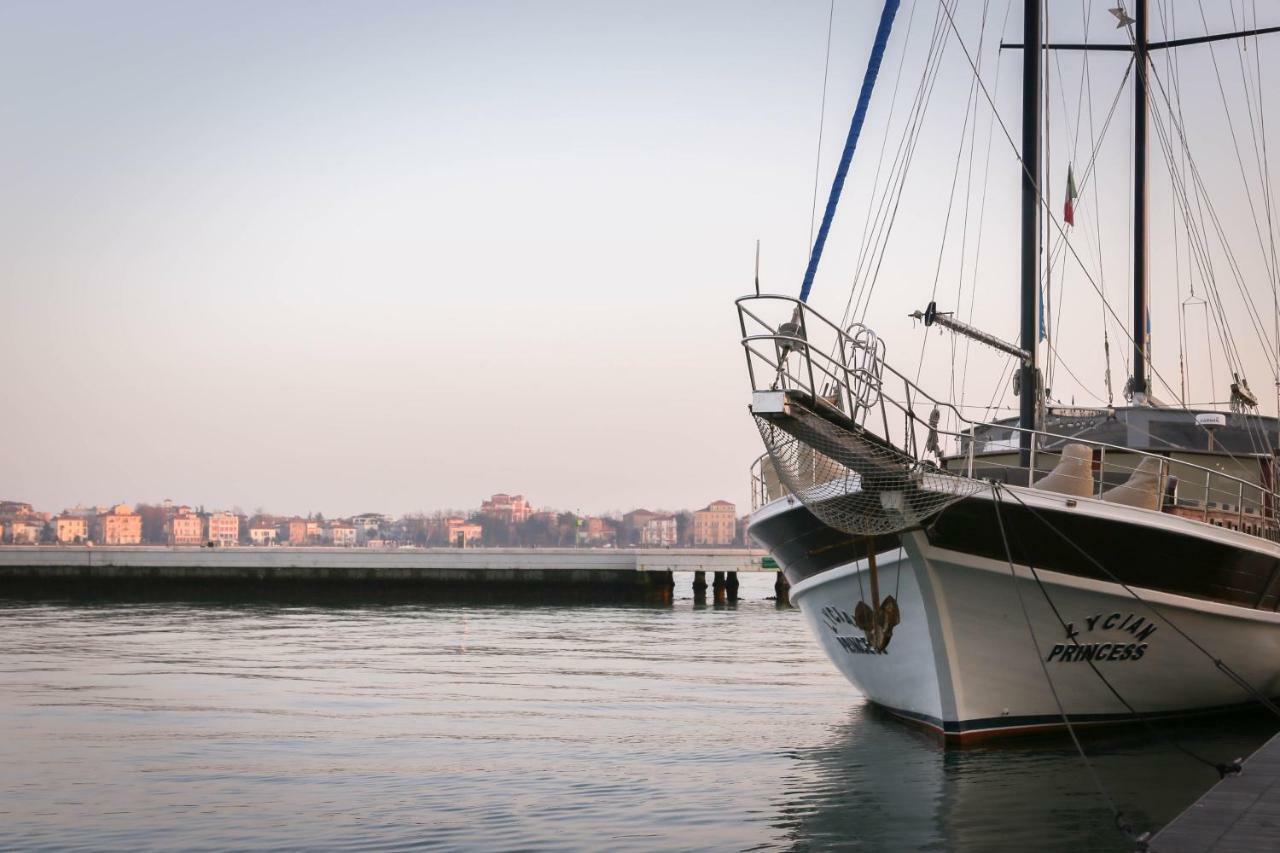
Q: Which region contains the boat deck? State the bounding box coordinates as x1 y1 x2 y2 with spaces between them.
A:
1152 730 1280 851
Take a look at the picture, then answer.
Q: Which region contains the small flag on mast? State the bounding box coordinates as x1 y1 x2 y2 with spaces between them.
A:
1064 163 1078 226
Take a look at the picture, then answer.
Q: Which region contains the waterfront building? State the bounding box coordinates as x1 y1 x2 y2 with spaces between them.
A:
351 513 389 537
97 504 142 545
584 516 617 546
640 515 678 547
527 510 559 529
480 494 533 524
167 512 203 546
203 512 239 547
622 509 659 545
54 515 88 544
283 518 323 544
285 518 307 544
444 517 483 547
249 524 278 546
692 500 737 546
328 524 357 547
0 500 34 517
8 518 41 544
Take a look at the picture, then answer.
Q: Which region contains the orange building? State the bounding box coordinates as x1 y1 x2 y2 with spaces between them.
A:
284 518 323 544
98 504 142 545
693 500 737 546
8 519 41 544
480 494 533 524
444 517 483 547
55 515 88 544
328 524 357 547
168 512 204 545
204 512 239 547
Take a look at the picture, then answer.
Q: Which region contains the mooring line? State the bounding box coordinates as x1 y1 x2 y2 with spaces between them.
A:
999 485 1280 722
989 484 1146 848
993 484 1233 779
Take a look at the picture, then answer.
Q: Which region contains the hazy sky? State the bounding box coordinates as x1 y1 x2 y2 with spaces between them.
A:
2 1 1278 517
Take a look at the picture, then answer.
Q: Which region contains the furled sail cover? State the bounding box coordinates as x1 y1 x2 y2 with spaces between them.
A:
753 396 980 537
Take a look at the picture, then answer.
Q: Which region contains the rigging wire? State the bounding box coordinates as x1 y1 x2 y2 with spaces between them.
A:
999 485 1280 723
934 2 1186 407
1140 42 1278 381
988 484 1145 847
958 0 1015 414
844 0 955 328
913 0 991 387
839 0 923 329
808 0 837 252
991 484 1233 778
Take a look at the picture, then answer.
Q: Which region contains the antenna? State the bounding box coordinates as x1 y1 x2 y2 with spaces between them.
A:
754 239 761 296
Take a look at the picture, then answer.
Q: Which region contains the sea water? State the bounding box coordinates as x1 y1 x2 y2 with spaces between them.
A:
1 572 1273 851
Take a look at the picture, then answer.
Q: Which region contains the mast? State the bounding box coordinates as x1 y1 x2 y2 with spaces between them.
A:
1018 0 1042 466
997 5 1280 414
1131 0 1149 401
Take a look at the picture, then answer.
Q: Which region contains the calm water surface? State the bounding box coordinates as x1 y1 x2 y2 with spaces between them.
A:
2 573 1274 851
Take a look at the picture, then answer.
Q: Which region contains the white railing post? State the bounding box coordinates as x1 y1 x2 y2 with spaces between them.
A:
1204 470 1212 522
1097 447 1106 497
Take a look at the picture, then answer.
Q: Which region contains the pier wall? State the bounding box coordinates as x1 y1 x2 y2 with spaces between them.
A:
0 546 768 603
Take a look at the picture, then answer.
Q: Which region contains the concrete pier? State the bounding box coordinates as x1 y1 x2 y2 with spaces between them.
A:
1151 730 1280 851
0 546 768 603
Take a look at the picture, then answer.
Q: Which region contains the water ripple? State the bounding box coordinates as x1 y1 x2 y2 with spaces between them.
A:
1 573 1274 851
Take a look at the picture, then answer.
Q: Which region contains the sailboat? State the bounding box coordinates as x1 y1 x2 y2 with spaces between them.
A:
742 0 1280 740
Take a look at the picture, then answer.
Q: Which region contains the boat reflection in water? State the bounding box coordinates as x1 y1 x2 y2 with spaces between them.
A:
770 702 1278 852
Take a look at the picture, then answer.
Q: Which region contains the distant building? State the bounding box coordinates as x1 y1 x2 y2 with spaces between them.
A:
167 512 203 546
480 494 533 525
527 510 559 529
97 504 142 545
444 516 483 547
328 524 357 547
249 524 278 546
640 515 678 547
351 513 389 537
0 500 34 517
54 515 88 544
203 512 239 547
622 509 659 545
584 516 617 546
283 518 323 544
8 518 41 544
692 500 737 546
284 518 307 544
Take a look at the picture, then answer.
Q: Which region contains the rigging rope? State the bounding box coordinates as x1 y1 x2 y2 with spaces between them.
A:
999 485 1280 722
807 0 836 252
988 484 1145 847
935 2 1187 407
798 0 902 303
992 483 1238 778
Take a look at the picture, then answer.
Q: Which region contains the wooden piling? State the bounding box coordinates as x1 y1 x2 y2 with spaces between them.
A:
726 571 740 601
774 571 791 607
713 571 726 604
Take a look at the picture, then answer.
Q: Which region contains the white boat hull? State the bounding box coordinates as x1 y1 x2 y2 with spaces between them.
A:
770 492 1280 739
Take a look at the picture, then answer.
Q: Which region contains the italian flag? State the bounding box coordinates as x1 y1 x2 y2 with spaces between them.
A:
1064 163 1078 226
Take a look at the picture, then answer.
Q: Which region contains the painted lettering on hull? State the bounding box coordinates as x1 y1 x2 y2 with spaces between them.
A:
821 606 888 656
1048 611 1157 663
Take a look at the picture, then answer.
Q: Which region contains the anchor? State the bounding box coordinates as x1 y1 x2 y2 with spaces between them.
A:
853 537 900 652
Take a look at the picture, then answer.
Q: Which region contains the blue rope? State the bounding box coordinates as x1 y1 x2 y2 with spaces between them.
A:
799 0 901 303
